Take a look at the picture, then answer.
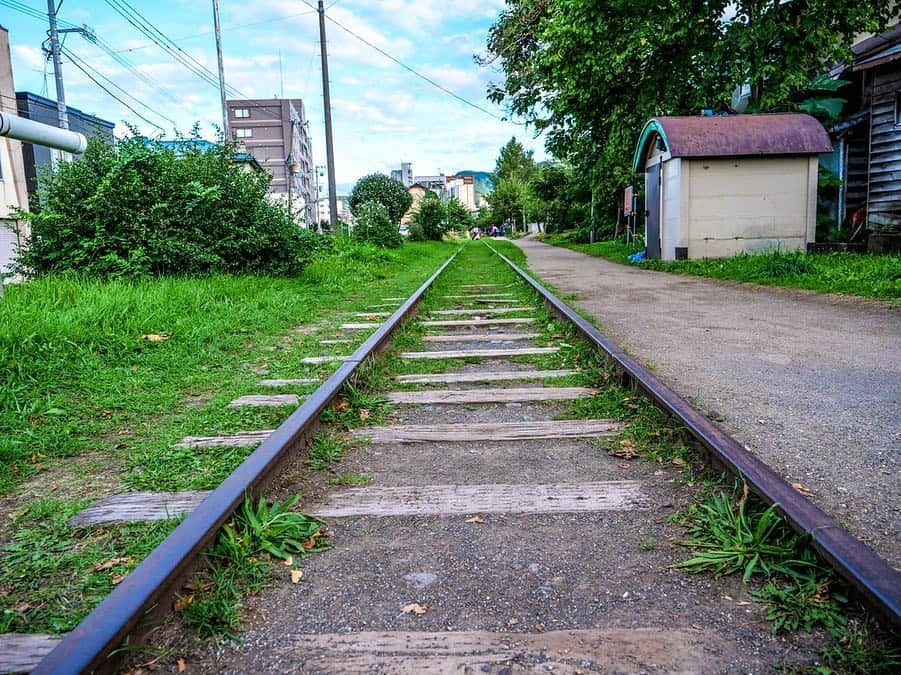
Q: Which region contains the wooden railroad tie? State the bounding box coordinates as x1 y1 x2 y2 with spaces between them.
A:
400 347 558 360
393 369 577 384
386 386 596 405
353 419 620 443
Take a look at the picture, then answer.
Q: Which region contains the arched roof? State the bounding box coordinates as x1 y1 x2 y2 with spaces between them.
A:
632 113 832 172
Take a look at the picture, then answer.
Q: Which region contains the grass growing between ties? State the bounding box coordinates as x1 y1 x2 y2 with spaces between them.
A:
0 239 454 635
179 494 327 639
538 233 901 300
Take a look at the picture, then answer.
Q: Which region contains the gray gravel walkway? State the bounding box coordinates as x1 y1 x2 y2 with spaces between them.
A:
514 236 901 569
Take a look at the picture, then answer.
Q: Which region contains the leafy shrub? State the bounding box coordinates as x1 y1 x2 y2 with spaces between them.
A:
445 197 474 234
411 195 446 241
15 134 322 277
348 173 412 224
352 201 402 248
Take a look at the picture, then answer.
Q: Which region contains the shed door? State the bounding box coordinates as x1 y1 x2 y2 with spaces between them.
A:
645 162 662 258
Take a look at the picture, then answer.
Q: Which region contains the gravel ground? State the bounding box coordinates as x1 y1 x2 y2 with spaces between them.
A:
171 350 831 673
513 237 901 569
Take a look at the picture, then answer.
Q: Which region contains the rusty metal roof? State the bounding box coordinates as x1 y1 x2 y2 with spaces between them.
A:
632 113 833 171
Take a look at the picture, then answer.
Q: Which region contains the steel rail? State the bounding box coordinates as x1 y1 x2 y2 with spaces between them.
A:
34 248 461 674
486 242 901 626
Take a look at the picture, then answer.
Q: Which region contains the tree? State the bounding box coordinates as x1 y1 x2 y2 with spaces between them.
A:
352 201 403 248
492 137 537 185
485 0 897 216
410 195 446 241
445 198 474 234
348 173 412 224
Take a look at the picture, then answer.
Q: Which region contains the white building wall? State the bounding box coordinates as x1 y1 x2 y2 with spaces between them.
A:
660 158 682 260
683 156 816 258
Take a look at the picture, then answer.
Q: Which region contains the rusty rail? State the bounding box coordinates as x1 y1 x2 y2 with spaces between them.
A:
34 249 461 674
486 242 901 626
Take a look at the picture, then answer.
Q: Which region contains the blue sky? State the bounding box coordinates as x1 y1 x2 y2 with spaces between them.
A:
5 0 546 191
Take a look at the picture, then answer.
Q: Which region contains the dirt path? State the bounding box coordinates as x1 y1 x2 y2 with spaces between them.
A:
513 236 901 569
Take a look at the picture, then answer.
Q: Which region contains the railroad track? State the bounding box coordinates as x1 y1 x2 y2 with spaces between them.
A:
21 241 900 673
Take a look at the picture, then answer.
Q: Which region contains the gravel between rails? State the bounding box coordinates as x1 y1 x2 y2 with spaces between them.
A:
513 236 901 569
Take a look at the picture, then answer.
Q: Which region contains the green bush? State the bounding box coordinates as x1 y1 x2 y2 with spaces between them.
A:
15 135 322 277
445 197 474 234
411 195 446 241
348 173 412 224
352 201 402 248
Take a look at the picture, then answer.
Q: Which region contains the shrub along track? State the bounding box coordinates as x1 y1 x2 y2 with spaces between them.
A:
19 242 900 673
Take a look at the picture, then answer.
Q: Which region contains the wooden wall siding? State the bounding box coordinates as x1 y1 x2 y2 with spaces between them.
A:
867 66 901 229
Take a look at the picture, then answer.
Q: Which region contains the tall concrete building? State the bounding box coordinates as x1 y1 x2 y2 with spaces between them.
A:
226 98 314 225
390 161 412 187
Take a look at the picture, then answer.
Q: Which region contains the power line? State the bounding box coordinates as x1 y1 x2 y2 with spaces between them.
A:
0 0 78 29
62 46 176 126
61 48 167 132
295 0 507 122
102 0 243 97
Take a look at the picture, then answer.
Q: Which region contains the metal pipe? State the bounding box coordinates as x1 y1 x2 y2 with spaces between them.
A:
0 111 87 154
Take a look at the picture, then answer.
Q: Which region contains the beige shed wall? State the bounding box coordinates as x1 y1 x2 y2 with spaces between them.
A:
660 158 682 260
683 156 818 259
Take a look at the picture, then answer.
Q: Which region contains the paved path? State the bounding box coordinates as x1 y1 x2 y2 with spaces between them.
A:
514 237 901 569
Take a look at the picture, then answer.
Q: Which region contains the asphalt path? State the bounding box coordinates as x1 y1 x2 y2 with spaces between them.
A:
513 236 901 570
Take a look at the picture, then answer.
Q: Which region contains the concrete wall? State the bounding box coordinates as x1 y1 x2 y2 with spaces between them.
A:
681 156 818 258
0 26 29 275
660 158 682 259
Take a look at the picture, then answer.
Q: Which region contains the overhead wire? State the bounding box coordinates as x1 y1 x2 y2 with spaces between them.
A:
295 0 510 123
60 48 166 132
61 46 177 127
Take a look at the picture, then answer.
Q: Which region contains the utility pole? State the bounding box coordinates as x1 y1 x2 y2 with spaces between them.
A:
318 0 338 231
46 0 68 130
212 0 229 141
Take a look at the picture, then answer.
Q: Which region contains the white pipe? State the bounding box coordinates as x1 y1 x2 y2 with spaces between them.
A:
0 111 87 154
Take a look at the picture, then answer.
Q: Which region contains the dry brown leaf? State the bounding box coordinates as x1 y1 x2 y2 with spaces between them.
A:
283 555 294 567
464 515 486 524
334 400 350 412
535 623 545 633
111 573 126 585
94 556 132 571
506 618 519 627
401 602 427 615
99 410 112 419
671 457 686 467
177 658 186 673
359 409 371 422
140 333 172 342
173 595 193 612
290 569 303 584
791 482 813 496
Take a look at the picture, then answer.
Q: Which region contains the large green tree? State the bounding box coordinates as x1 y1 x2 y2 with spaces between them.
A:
348 174 413 225
485 0 897 214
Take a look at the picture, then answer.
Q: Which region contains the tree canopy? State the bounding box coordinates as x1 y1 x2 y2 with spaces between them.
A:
485 0 897 212
348 174 413 225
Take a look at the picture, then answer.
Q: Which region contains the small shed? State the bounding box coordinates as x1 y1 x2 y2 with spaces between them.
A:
632 113 832 260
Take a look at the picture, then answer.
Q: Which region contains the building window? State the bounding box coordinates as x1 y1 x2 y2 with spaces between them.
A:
234 128 252 139
234 108 250 118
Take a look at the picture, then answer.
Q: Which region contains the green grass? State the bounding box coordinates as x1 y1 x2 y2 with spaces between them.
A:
539 233 901 299
328 473 370 487
0 239 454 634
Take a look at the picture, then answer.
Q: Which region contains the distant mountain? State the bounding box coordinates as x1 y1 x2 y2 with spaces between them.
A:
454 170 492 197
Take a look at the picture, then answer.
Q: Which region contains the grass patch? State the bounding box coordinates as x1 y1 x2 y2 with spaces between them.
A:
308 433 350 470
538 234 900 300
328 473 370 487
180 494 326 639
0 239 454 635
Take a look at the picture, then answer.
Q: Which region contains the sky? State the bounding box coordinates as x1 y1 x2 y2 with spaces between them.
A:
4 0 547 192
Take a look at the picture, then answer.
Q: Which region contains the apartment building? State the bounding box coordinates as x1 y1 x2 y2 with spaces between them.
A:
226 98 314 225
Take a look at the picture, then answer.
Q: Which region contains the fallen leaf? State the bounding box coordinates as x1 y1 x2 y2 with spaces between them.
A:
464 515 486 524
140 333 172 342
359 409 371 422
99 409 113 419
177 658 186 673
173 595 193 612
111 573 126 585
291 569 303 584
535 623 545 633
506 618 519 627
283 555 294 567
671 457 686 467
791 482 813 497
117 428 132 436
401 603 427 615
94 556 132 571
334 400 350 412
